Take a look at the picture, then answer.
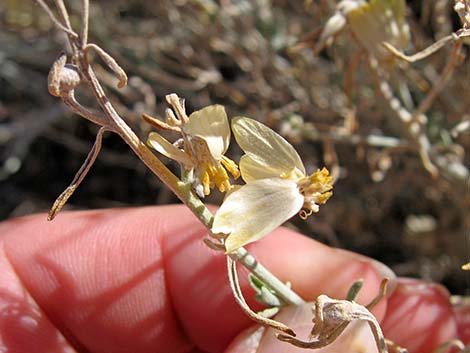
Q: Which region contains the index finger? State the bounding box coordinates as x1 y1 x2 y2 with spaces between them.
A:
0 206 390 353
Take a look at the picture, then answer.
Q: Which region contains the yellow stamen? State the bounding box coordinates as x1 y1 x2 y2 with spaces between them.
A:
221 156 241 180
214 166 230 193
201 168 211 195
297 167 333 218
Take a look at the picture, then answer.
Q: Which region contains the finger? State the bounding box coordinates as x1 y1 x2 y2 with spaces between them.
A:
1 206 393 353
1 206 194 353
381 278 458 353
162 210 394 352
0 240 79 353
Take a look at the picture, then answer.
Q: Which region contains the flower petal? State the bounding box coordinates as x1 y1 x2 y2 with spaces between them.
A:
239 155 287 182
184 105 230 159
147 132 192 166
212 178 304 253
231 117 305 179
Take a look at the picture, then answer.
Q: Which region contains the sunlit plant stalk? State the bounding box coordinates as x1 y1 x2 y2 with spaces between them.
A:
36 0 305 311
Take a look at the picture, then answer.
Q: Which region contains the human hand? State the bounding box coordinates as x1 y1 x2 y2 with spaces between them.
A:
0 206 460 353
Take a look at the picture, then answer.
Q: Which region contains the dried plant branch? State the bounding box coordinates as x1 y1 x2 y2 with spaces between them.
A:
85 44 128 88
366 278 389 310
61 90 108 126
230 247 304 305
48 127 107 220
382 35 456 63
451 119 470 138
369 57 439 177
385 338 408 353
323 0 470 192
344 50 363 106
227 256 296 336
277 294 388 352
142 113 181 132
277 278 389 352
383 35 465 131
81 0 89 47
34 0 78 38
412 41 464 120
369 49 469 191
278 322 351 349
53 0 72 30
433 339 467 353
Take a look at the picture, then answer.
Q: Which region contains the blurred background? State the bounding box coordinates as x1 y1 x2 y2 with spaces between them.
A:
0 0 469 295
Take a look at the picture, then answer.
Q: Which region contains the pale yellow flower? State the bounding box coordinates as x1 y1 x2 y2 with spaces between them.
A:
317 0 410 66
146 104 239 197
347 0 410 65
212 117 333 253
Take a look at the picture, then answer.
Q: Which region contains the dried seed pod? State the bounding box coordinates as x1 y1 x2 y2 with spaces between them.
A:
47 53 81 97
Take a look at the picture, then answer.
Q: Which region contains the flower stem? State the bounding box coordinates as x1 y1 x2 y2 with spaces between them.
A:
77 54 305 307
231 248 305 305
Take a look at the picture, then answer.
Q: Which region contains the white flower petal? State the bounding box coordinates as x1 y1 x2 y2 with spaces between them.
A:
147 132 192 166
212 178 304 253
184 105 230 159
239 155 287 182
231 117 305 177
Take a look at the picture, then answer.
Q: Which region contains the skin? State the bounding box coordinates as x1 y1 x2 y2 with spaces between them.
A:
0 205 458 353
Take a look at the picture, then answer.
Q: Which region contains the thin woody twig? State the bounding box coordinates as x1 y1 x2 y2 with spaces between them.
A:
384 339 408 353
53 0 80 53
34 0 78 38
142 113 181 132
382 35 455 63
279 279 389 351
369 57 439 177
48 127 107 220
53 0 72 30
451 119 470 138
62 90 108 126
81 0 89 47
412 41 463 120
277 294 388 353
230 247 304 305
85 44 128 88
227 256 296 336
366 278 389 310
433 339 466 353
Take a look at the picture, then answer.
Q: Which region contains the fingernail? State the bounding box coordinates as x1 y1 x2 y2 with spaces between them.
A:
333 248 397 296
